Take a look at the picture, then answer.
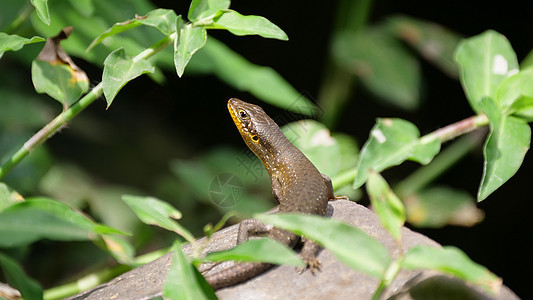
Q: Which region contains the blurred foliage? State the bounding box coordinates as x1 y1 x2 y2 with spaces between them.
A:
0 0 532 298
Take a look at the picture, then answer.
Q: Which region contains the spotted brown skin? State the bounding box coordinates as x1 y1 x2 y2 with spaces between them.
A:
204 98 339 289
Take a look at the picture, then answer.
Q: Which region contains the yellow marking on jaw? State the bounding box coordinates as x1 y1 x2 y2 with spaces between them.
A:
228 101 243 131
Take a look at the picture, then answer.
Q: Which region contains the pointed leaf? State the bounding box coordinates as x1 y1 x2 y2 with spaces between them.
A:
478 98 530 201
174 16 207 77
31 27 89 108
212 10 288 40
497 67 533 117
354 118 441 189
455 30 518 113
102 48 154 107
0 197 128 247
333 29 421 110
30 0 50 25
122 195 195 243
163 241 216 300
191 37 318 116
367 171 405 241
402 246 502 294
87 9 178 51
0 183 24 212
188 0 230 22
0 33 45 58
0 252 43 300
257 213 391 279
203 238 304 267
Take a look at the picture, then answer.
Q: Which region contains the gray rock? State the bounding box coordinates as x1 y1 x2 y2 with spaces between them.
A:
68 200 519 300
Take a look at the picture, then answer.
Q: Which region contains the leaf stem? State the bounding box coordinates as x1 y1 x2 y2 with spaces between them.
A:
0 34 175 179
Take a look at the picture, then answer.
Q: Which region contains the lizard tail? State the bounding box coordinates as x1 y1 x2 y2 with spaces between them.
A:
205 262 273 289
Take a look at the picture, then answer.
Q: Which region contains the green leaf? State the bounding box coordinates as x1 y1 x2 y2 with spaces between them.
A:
478 98 530 201
31 59 89 108
212 10 288 40
0 33 45 58
101 235 136 265
455 30 519 113
203 238 304 267
30 0 50 25
333 28 421 110
257 214 391 279
188 0 230 22
191 37 318 116
163 241 216 300
122 195 196 243
353 118 441 189
0 252 43 300
281 120 342 176
497 67 533 116
366 171 405 241
405 186 484 228
386 15 461 78
402 245 502 294
87 8 178 51
0 197 119 247
0 183 24 212
102 48 154 107
174 16 207 77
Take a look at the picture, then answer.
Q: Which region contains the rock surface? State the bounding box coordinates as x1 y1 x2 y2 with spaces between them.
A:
68 200 518 300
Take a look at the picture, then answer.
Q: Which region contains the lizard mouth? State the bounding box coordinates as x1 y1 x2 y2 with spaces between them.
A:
227 98 243 130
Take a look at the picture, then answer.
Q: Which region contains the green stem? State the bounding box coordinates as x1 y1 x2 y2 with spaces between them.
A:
0 34 175 180
43 247 171 300
395 131 485 197
329 114 489 191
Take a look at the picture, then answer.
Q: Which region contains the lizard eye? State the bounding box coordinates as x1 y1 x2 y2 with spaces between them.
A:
239 110 249 120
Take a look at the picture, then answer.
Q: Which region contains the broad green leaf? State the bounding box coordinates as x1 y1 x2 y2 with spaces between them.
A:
386 15 461 78
30 0 50 25
122 195 195 243
102 48 154 107
87 8 178 51
333 29 421 110
31 59 89 108
405 186 484 228
212 10 288 40
281 120 342 176
0 198 96 247
478 98 530 201
0 183 24 212
203 238 304 267
0 33 45 58
257 213 391 279
497 67 533 117
163 241 216 300
366 171 405 241
174 16 207 77
402 245 502 294
191 37 318 116
0 252 43 300
188 0 230 22
455 30 518 113
353 118 441 189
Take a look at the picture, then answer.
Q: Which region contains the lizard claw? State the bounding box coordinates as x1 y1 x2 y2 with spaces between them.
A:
296 258 322 275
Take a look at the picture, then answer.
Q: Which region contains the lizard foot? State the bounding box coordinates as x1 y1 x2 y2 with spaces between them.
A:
296 258 322 275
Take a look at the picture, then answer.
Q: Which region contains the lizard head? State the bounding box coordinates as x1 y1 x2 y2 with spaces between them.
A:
227 98 278 156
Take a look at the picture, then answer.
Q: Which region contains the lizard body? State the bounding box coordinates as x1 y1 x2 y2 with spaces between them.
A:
204 98 339 289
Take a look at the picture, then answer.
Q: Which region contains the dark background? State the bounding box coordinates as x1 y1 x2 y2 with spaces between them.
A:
42 0 533 298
